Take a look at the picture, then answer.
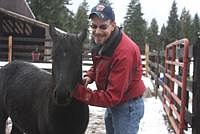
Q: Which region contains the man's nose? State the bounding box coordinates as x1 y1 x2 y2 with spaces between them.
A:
95 27 102 34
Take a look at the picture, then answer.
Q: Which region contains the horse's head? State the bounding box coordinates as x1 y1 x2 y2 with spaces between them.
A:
49 25 87 105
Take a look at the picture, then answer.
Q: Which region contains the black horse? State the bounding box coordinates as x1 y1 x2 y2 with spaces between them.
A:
0 26 89 134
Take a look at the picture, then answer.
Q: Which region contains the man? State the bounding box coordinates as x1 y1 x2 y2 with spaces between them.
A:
73 3 145 134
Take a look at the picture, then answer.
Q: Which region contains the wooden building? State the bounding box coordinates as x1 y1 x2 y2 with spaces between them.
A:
0 0 52 62
0 0 35 19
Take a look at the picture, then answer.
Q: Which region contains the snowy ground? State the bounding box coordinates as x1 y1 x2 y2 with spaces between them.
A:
85 76 174 134
85 106 106 134
139 76 173 134
138 97 173 134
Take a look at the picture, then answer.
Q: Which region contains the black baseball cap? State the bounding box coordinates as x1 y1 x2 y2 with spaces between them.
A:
89 4 115 21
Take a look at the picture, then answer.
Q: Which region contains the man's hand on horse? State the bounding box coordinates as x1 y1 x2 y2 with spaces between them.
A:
81 76 92 87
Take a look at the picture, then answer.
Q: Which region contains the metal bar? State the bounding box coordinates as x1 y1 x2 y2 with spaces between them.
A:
171 92 181 106
165 73 183 88
164 94 170 104
179 39 189 133
164 84 181 106
171 104 181 121
168 115 180 134
165 60 184 67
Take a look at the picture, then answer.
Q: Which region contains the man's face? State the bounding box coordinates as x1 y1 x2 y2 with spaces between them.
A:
90 16 116 45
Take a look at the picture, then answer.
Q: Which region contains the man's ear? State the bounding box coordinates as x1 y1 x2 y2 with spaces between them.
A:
111 21 116 31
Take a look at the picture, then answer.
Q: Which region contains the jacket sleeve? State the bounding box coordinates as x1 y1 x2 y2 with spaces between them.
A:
73 52 136 107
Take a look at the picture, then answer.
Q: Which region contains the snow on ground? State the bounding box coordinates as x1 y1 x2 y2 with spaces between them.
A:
138 97 172 134
85 106 106 134
85 76 174 134
85 82 106 134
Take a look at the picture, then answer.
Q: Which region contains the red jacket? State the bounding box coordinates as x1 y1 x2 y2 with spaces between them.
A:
73 29 146 107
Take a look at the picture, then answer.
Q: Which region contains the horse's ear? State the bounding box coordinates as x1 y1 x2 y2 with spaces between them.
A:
49 24 57 39
77 28 87 42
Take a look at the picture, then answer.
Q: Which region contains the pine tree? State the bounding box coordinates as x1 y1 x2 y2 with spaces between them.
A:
73 0 90 51
123 0 146 53
166 0 180 43
179 8 192 40
73 0 89 33
99 0 112 5
146 18 159 51
191 14 200 45
26 0 74 31
160 24 169 48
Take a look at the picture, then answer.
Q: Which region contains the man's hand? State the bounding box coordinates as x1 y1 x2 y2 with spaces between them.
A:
82 76 92 87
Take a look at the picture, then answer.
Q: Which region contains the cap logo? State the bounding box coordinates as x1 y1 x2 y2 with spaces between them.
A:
96 4 105 11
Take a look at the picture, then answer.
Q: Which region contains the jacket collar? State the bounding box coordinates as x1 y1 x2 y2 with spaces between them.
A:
92 27 122 57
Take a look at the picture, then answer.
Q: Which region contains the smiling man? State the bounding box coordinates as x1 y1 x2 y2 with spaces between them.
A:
73 3 146 134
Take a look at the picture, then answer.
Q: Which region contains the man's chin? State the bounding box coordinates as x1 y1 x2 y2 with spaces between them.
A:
95 40 104 45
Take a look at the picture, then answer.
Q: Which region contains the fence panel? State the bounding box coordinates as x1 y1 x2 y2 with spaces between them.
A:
163 39 189 134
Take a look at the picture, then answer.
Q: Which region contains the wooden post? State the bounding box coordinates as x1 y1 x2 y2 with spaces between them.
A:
145 44 149 76
192 34 200 134
155 38 160 98
8 36 13 63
